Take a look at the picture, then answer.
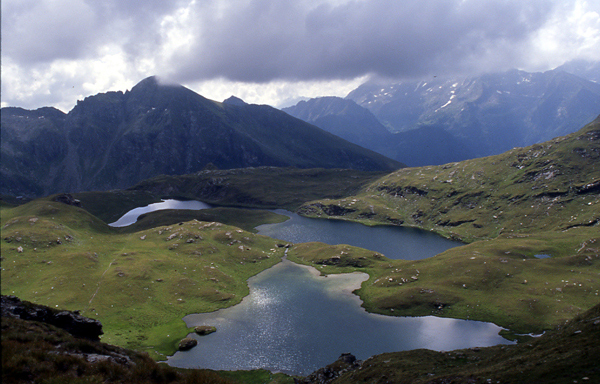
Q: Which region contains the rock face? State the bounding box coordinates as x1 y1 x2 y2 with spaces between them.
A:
296 353 362 384
283 97 475 167
1 295 103 341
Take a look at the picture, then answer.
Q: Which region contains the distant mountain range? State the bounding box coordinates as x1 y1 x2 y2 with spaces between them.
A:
285 64 600 164
1 77 401 198
283 97 475 166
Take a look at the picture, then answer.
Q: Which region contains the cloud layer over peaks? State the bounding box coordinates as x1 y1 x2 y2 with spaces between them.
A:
2 0 600 110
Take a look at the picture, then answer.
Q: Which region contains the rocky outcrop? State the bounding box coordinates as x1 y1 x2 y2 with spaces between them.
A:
298 203 356 217
1 295 103 340
194 325 217 335
52 193 82 207
296 353 362 384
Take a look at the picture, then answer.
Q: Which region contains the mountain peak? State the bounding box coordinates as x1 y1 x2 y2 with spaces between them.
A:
128 76 159 92
128 76 188 95
223 96 247 106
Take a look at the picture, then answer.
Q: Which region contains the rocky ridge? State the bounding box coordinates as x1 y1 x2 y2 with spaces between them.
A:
1 295 103 340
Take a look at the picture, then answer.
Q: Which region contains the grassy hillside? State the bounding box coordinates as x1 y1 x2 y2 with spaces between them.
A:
286 233 599 333
0 200 287 359
291 118 600 332
1 315 236 384
299 117 599 243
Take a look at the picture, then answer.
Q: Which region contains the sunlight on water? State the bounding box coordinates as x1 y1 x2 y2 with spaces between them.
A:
167 259 512 375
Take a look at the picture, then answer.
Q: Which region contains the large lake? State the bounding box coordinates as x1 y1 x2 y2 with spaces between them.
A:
167 258 511 375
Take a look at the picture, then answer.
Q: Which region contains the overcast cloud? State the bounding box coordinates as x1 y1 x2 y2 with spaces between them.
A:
2 0 600 111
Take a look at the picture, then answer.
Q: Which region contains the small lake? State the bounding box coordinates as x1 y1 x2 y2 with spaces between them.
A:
108 200 212 227
167 259 512 375
257 209 460 260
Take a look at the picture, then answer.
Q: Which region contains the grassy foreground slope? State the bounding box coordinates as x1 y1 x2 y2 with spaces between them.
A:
0 199 287 359
1 315 235 384
294 117 600 332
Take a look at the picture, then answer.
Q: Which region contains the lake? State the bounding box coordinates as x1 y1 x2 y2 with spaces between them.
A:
108 199 212 227
256 209 460 260
167 258 512 375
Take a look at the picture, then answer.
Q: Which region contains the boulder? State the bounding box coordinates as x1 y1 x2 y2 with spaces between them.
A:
194 325 217 335
296 353 361 384
52 193 82 207
178 337 197 351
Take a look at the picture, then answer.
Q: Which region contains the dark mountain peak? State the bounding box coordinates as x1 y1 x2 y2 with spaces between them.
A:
122 76 217 117
134 75 159 88
2 78 401 197
223 96 247 106
127 76 187 97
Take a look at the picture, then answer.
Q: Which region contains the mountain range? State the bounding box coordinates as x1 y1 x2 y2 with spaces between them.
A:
283 97 475 166
284 64 600 165
1 77 401 198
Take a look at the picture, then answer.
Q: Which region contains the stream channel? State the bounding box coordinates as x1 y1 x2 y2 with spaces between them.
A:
110 200 513 375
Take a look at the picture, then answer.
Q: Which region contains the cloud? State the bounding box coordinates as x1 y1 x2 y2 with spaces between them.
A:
2 0 600 111
170 0 558 82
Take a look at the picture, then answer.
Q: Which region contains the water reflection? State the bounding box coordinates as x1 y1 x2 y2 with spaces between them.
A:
167 259 512 375
257 209 460 260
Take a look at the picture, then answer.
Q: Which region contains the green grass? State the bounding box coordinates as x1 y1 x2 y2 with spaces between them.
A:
217 370 295 384
128 167 389 211
68 168 387 224
71 190 160 223
298 119 600 243
1 200 287 359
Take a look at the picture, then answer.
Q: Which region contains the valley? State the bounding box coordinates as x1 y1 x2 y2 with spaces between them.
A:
2 117 599 382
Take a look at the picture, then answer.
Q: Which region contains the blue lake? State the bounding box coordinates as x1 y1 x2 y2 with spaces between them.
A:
167 258 512 375
256 209 461 260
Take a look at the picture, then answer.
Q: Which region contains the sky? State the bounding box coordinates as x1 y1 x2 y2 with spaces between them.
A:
2 0 600 113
